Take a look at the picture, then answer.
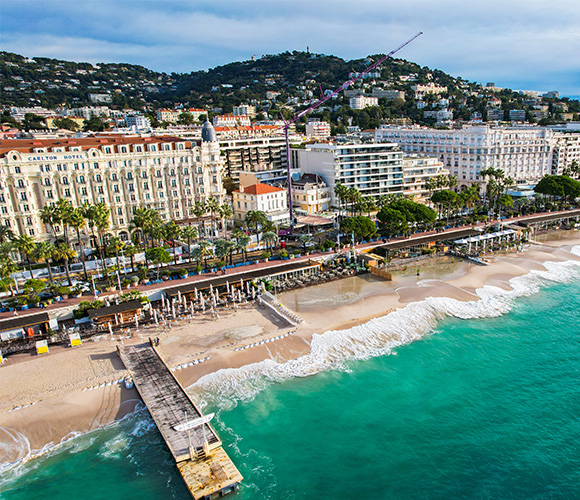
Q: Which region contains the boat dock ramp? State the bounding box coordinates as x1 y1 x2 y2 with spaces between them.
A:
118 341 243 499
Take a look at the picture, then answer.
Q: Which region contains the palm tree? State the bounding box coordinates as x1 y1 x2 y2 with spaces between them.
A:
214 239 235 266
0 242 17 296
245 210 268 245
107 236 125 272
130 207 152 256
54 242 77 286
193 240 213 269
299 234 313 252
55 199 74 245
0 225 14 244
162 220 181 265
235 235 251 264
124 243 138 273
33 241 56 282
180 225 198 263
347 187 361 216
13 234 36 277
93 203 111 268
39 205 58 240
206 197 220 239
219 203 233 237
334 183 348 218
262 231 277 254
191 200 207 238
68 207 88 280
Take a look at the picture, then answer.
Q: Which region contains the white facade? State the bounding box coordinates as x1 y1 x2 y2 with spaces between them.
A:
291 174 332 214
0 136 226 241
213 115 252 127
292 142 405 206
232 183 289 224
305 121 331 139
375 125 558 187
350 96 379 110
402 156 448 202
124 114 151 131
233 105 256 118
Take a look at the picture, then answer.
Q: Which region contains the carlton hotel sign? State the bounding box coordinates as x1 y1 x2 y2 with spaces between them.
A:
24 153 86 162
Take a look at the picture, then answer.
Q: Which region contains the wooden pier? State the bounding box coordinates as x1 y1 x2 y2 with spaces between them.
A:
118 342 243 499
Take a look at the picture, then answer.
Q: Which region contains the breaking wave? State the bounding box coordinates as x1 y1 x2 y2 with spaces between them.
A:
191 245 580 411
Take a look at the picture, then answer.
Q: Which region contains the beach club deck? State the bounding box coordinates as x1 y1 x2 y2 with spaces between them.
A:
118 342 242 499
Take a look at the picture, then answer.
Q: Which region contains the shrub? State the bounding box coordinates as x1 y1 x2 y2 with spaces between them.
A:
24 279 45 294
73 299 104 319
261 251 271 260
57 286 72 297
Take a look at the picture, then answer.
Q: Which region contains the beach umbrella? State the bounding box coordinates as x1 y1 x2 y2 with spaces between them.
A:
172 301 176 318
200 295 205 311
238 289 242 302
135 314 139 329
226 281 230 293
252 288 256 300
108 322 113 335
178 290 182 303
209 284 213 296
153 308 159 325
194 288 198 300
190 301 195 316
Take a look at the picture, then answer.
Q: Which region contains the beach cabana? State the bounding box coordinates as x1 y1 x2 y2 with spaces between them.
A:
0 312 51 342
87 300 144 327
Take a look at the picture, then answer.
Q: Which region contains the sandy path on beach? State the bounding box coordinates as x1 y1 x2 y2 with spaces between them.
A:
2 232 580 465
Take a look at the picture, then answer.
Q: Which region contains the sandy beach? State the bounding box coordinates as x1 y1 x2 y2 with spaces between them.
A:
2 230 580 466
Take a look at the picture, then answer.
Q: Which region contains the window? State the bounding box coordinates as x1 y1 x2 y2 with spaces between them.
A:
143 182 149 190
15 166 21 173
93 162 99 169
97 186 104 194
65 188 71 197
117 207 123 215
127 172 133 180
26 217 32 226
0 194 4 202
81 187 88 196
62 176 69 185
113 185 120 193
170 169 175 176
156 170 161 178
79 175 85 183
141 172 147 179
116 196 121 203
17 179 25 188
95 174 102 182
28 229 34 236
157 181 163 189
112 173 118 181
1 207 7 214
42 192 49 200
128 183 134 192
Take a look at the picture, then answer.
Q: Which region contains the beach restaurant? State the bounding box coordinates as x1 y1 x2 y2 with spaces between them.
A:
0 312 52 342
87 300 144 327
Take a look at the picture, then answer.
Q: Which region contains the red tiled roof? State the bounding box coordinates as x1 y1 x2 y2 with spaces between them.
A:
235 183 284 195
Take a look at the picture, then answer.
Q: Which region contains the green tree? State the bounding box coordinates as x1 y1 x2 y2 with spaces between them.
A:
33 241 56 282
245 210 267 244
13 234 36 276
52 117 79 131
145 247 171 280
180 225 198 263
54 242 77 286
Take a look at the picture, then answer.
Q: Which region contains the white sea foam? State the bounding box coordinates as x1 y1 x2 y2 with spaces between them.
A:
0 404 151 487
191 246 580 411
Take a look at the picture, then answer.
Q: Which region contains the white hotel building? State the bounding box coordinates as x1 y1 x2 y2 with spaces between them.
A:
291 142 446 207
0 123 226 241
375 125 559 188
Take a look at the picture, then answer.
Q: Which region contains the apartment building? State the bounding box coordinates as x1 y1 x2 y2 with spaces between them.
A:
350 96 379 110
291 142 405 207
156 109 180 123
375 125 556 188
305 121 331 139
0 130 225 241
233 105 256 118
213 115 251 127
402 155 449 203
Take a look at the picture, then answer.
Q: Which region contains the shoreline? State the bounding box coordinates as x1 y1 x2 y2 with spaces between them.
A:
2 230 580 467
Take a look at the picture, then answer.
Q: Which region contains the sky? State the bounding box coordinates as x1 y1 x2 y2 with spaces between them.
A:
2 0 580 98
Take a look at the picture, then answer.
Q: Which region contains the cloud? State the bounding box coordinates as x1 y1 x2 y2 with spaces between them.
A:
2 0 580 96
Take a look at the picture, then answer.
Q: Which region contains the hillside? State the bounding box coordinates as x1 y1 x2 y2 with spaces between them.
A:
1 50 578 130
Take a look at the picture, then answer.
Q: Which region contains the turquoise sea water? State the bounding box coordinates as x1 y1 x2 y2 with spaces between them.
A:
3 251 580 499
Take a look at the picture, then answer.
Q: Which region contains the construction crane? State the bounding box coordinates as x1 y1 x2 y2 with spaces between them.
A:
280 31 423 230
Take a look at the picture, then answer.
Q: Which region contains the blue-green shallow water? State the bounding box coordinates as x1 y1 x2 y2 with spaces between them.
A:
3 268 580 499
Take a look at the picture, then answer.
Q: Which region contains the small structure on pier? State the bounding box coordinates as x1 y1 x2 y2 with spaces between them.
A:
0 312 52 342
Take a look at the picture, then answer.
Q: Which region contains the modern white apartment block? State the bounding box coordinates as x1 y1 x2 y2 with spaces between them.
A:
350 96 379 110
402 155 448 202
232 183 289 224
233 105 256 118
0 130 226 241
213 115 251 127
291 142 405 207
375 125 557 188
124 114 151 131
305 120 331 139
